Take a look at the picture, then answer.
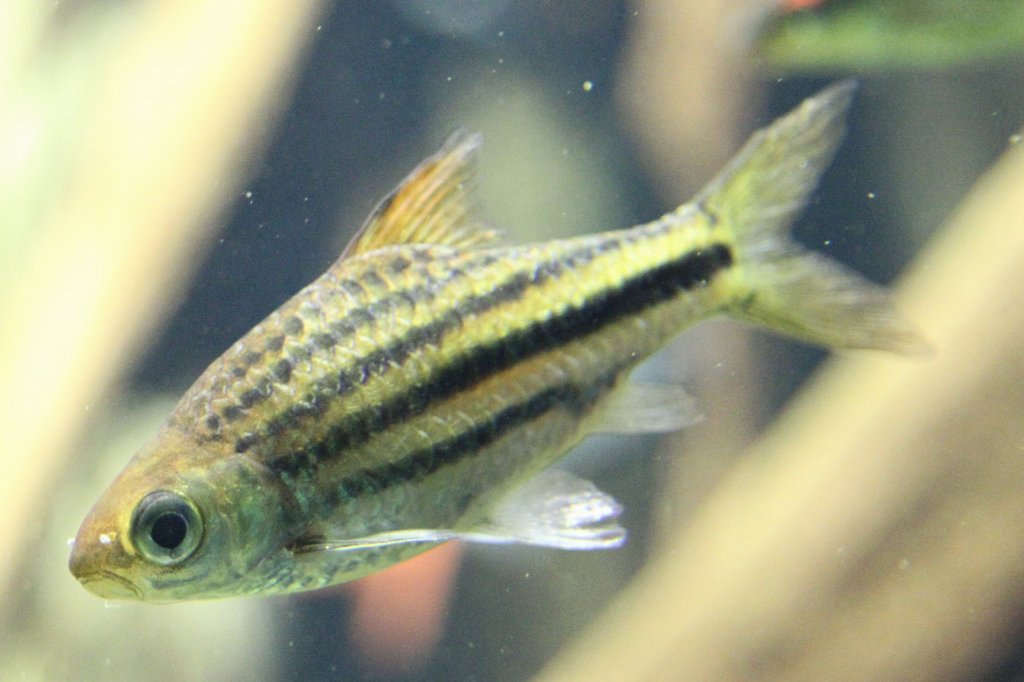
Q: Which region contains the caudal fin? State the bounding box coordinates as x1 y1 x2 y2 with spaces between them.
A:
697 81 928 354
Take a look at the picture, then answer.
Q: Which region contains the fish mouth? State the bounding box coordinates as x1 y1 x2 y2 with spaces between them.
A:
76 570 143 600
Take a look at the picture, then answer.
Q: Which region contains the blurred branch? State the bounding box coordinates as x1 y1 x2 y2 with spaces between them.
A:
537 131 1024 679
0 0 324 598
616 0 767 199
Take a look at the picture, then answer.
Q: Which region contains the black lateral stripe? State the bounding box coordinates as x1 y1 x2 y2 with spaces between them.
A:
333 373 615 501
265 243 732 470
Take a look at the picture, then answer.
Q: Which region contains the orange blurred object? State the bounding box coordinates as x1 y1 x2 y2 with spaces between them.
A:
782 0 824 11
347 541 465 675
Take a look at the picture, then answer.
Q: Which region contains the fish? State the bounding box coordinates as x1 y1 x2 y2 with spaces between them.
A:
69 82 925 602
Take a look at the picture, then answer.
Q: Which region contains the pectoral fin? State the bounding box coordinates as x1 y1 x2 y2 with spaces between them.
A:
461 469 626 550
291 529 458 554
299 471 625 555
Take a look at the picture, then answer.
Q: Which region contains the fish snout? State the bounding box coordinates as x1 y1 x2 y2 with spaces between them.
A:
69 529 142 600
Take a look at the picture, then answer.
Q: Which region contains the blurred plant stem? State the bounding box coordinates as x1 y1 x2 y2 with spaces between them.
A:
616 0 770 199
0 0 324 601
537 129 1024 681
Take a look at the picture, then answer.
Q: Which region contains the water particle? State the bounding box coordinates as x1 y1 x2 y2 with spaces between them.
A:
99 533 113 545
823 239 831 247
582 80 593 92
866 191 876 199
244 190 253 199
1010 134 1022 145
66 537 75 547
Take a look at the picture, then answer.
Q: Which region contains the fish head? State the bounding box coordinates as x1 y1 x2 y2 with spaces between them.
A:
70 426 292 602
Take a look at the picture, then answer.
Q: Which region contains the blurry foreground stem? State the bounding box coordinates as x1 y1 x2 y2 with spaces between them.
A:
0 0 324 599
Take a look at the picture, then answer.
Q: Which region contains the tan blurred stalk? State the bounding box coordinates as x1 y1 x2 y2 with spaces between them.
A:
536 133 1024 679
616 0 771 198
0 0 323 598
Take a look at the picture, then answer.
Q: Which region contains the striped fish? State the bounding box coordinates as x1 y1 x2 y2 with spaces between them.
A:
70 82 924 602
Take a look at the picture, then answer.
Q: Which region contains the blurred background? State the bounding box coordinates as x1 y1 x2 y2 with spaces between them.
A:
2 1 1023 680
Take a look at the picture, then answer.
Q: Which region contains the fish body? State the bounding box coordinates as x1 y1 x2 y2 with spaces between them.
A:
69 82 923 602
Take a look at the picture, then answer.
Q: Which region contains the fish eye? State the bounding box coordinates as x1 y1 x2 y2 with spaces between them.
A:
131 491 203 566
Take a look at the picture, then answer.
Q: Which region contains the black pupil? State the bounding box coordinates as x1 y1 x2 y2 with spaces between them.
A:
150 512 188 550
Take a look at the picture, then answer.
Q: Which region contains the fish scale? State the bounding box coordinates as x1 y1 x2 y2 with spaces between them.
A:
70 82 927 601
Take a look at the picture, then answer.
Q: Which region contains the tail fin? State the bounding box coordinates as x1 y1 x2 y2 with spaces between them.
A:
697 81 928 354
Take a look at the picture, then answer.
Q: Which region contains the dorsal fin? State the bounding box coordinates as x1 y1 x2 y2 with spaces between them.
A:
340 130 500 258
